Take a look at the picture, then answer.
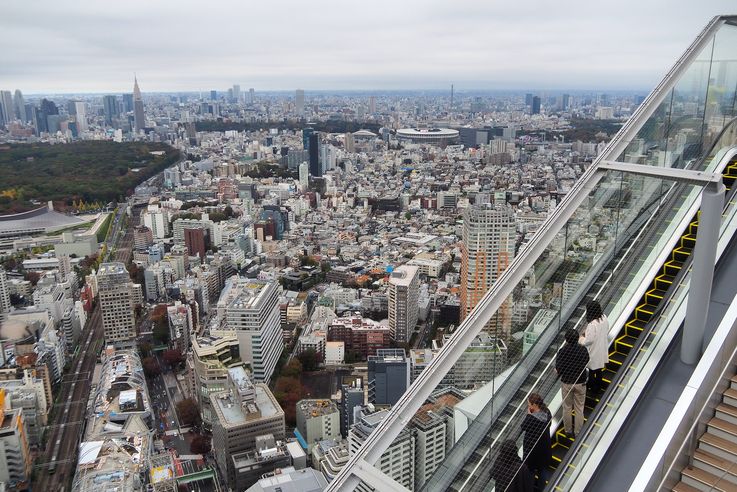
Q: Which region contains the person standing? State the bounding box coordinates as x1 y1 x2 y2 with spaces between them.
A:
580 300 609 395
490 439 534 492
555 328 589 438
521 393 552 491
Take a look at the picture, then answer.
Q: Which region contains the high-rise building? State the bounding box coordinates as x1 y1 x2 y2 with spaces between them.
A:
299 161 309 189
308 133 320 177
98 262 138 344
531 95 541 115
122 93 133 113
133 77 145 132
248 88 255 104
232 84 241 102
562 93 571 111
184 227 208 259
296 89 305 116
210 90 217 101
369 96 376 114
367 349 410 406
12 90 24 121
0 90 13 125
0 267 10 318
525 93 534 106
220 278 283 383
388 265 419 344
102 95 119 126
348 406 415 490
296 399 340 453
72 101 87 132
459 203 515 340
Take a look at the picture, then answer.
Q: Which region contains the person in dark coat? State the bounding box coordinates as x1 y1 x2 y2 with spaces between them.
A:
556 328 590 437
521 393 552 491
490 439 534 492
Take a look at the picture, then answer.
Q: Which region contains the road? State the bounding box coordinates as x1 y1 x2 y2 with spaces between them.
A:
34 304 103 491
34 201 135 490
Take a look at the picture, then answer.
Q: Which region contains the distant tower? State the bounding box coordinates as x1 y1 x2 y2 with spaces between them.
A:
369 96 376 114
531 96 541 115
299 162 309 188
459 203 516 341
133 76 145 132
296 89 305 116
13 90 25 121
449 84 454 121
248 88 255 104
103 95 119 126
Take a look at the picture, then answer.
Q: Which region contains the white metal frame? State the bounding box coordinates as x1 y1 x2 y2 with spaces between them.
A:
327 15 730 492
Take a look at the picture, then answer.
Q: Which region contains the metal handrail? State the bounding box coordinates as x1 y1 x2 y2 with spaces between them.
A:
546 143 737 491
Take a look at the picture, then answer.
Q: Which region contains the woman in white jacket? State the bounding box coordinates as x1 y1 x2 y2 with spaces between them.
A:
580 300 609 395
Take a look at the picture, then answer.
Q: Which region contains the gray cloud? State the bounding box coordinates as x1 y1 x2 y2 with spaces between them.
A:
1 0 733 93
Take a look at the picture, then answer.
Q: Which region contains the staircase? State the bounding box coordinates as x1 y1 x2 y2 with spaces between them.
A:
673 375 737 492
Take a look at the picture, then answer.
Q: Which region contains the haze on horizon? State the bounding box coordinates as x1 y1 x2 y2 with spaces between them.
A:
2 0 733 94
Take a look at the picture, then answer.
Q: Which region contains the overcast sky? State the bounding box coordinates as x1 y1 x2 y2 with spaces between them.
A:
2 1 734 94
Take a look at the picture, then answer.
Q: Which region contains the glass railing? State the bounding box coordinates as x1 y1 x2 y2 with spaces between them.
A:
329 15 737 492
550 153 737 491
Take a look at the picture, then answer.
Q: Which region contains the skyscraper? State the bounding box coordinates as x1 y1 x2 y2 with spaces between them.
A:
369 96 376 114
98 262 138 344
296 89 305 116
308 133 320 177
232 84 241 102
388 265 420 344
73 101 88 132
299 161 309 189
132 77 145 132
210 90 217 101
531 95 541 115
102 95 119 125
248 88 255 104
459 203 515 340
0 91 13 125
12 90 24 121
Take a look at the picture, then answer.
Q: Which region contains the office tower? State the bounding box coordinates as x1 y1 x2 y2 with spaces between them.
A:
303 127 314 150
369 96 376 113
531 95 541 115
459 203 515 339
296 399 340 453
210 90 217 101
122 93 133 112
221 278 283 383
211 367 285 490
296 89 305 116
133 77 145 132
525 93 534 106
299 161 309 188
367 348 410 406
0 268 10 318
73 101 87 132
0 91 14 125
388 265 420 344
562 93 570 111
102 95 119 125
308 133 320 177
98 262 137 344
344 132 355 153
12 90 24 121
248 87 255 104
232 84 241 102
340 377 364 437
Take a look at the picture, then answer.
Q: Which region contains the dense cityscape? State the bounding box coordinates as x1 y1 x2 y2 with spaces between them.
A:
1 3 735 492
0 78 639 491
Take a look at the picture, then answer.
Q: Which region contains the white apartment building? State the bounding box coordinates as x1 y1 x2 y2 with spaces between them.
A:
388 265 419 344
98 262 137 344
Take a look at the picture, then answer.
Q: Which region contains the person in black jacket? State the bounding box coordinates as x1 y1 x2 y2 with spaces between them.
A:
521 393 552 491
555 328 589 438
491 439 534 492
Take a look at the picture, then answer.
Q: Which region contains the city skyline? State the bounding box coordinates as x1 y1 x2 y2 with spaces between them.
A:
2 0 733 93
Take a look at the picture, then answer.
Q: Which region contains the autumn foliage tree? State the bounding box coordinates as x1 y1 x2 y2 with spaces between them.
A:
190 435 212 455
142 356 160 377
163 349 184 369
176 398 201 427
273 376 306 427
